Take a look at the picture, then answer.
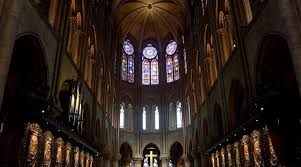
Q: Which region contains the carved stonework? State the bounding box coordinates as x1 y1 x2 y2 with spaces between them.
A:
251 130 262 167
227 144 232 167
211 153 216 167
55 138 64 167
89 155 93 167
263 126 278 166
65 142 72 167
234 141 241 167
242 135 250 167
221 148 226 167
25 123 42 167
216 150 220 167
85 152 90 167
80 150 85 167
42 131 54 167
74 146 80 167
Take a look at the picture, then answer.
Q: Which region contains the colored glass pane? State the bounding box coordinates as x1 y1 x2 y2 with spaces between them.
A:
142 60 150 85
166 56 173 83
128 56 134 83
174 54 180 80
166 41 177 55
121 55 127 81
143 44 157 59
123 40 134 55
151 59 159 85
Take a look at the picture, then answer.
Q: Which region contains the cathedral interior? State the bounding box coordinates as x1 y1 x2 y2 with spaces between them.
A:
0 0 301 167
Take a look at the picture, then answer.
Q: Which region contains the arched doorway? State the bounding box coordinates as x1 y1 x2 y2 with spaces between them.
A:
256 34 301 166
120 143 133 167
0 35 48 166
143 143 160 167
170 142 184 167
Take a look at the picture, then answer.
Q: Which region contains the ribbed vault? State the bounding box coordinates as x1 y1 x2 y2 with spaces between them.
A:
113 0 186 50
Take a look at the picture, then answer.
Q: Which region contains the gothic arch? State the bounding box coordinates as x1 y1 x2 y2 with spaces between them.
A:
169 142 184 166
0 34 48 166
255 34 301 164
213 103 224 140
120 143 133 167
227 79 244 131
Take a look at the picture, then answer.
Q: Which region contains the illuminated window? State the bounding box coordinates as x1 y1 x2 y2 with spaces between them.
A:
154 106 159 130
142 44 159 85
166 40 180 83
176 101 183 128
143 107 146 130
120 103 125 129
121 40 135 83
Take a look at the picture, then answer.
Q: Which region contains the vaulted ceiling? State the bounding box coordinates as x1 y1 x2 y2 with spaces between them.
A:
113 0 187 50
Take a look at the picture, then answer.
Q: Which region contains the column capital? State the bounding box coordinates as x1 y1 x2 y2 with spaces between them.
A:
182 154 190 160
160 156 170 162
132 156 144 161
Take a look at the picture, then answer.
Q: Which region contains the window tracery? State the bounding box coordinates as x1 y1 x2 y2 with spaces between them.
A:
142 44 159 85
166 41 180 83
121 40 135 83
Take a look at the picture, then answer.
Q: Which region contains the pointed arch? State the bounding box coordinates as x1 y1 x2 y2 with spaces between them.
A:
151 59 159 85
142 59 151 85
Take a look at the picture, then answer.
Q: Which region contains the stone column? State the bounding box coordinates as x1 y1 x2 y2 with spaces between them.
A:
103 153 111 167
182 154 191 167
0 0 21 110
278 0 301 95
111 153 121 167
133 157 143 167
95 156 103 167
191 152 199 167
160 156 169 167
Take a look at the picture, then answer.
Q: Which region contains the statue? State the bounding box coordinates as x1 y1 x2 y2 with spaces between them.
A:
143 158 150 167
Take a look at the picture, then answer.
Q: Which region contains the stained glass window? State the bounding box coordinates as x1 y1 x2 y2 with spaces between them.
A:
166 41 177 55
166 41 181 83
166 56 173 83
121 40 135 83
174 54 180 81
142 44 159 85
151 59 159 85
176 101 183 128
142 60 150 85
128 56 134 83
143 44 157 59
123 40 134 55
182 36 187 74
154 106 159 130
121 54 127 81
